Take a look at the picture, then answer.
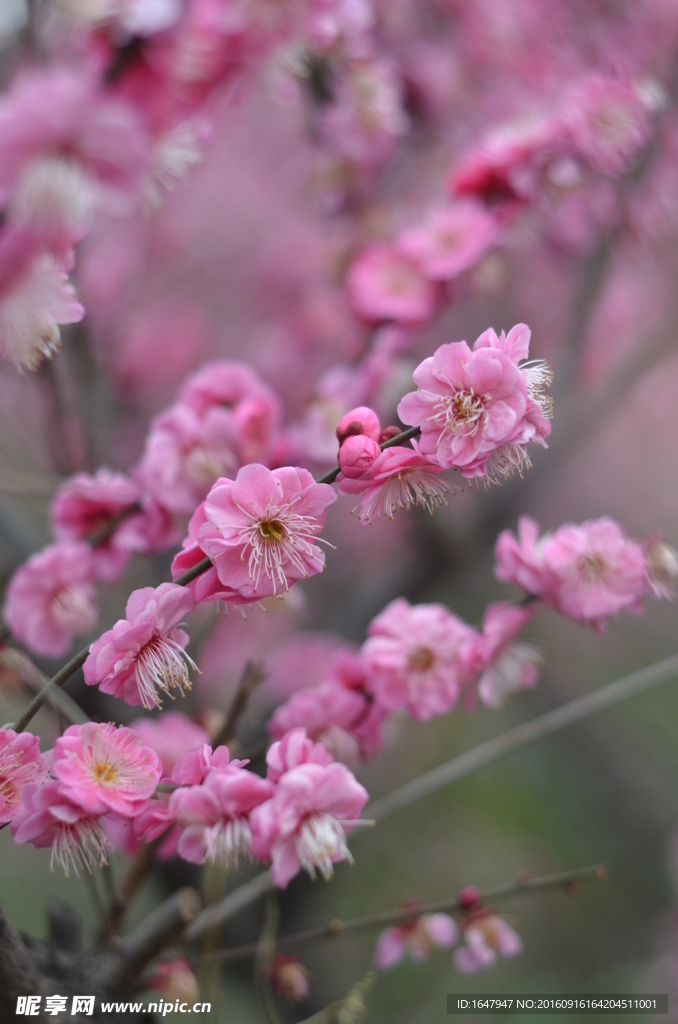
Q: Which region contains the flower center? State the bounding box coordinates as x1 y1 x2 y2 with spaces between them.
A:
432 387 488 439
577 553 607 581
90 761 119 786
408 645 435 671
135 636 197 711
51 584 98 634
236 498 328 595
259 519 286 543
295 812 353 881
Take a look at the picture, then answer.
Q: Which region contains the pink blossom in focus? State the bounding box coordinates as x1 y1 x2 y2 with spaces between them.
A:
170 763 273 868
398 201 500 281
196 464 337 601
250 747 369 888
461 602 540 709
170 499 245 605
495 516 651 626
130 712 209 779
0 729 47 826
362 598 474 719
83 582 197 709
4 541 98 658
11 780 111 877
346 245 439 325
338 443 448 523
51 469 141 582
397 324 551 482
375 910 457 969
454 913 522 973
562 76 653 176
52 722 162 818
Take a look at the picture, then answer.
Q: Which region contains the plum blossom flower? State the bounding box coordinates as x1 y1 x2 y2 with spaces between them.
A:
194 465 337 601
11 780 112 877
338 434 382 478
397 324 551 482
264 727 334 784
454 911 522 973
0 729 47 826
461 602 540 709
346 245 439 325
338 443 448 523
0 228 84 374
250 731 369 888
51 469 141 582
170 761 273 868
171 499 244 605
362 598 474 719
375 908 457 969
130 712 209 779
398 201 500 281
83 583 197 709
562 77 653 176
495 516 651 627
4 541 98 658
52 722 162 818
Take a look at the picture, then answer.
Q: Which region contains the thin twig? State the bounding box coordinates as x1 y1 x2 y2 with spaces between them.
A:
0 649 89 727
211 661 264 749
192 864 605 965
185 652 678 940
13 647 89 734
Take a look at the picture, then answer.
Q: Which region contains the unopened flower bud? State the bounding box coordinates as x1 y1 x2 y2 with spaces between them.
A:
378 426 402 444
457 885 482 910
336 407 381 446
269 954 310 1002
645 541 678 599
151 958 199 1004
339 435 381 479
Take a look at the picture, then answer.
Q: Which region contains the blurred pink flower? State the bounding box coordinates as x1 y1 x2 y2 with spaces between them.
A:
338 443 448 523
83 582 197 709
397 324 551 482
494 515 545 595
268 954 310 1002
150 957 199 1005
196 464 337 601
130 711 209 779
0 729 47 826
11 780 111 877
562 76 653 176
362 598 474 719
170 764 273 867
461 602 540 709
346 245 439 325
265 727 333 783
454 913 522 973
4 541 98 658
398 201 499 281
375 910 457 969
52 722 162 818
250 751 369 888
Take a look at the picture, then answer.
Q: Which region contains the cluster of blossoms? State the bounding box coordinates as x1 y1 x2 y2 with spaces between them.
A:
373 886 522 975
2 715 368 890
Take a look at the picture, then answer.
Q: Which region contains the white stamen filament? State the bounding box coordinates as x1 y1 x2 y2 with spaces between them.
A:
50 818 111 877
204 815 252 869
135 636 197 710
84 727 162 791
520 359 554 418
428 383 488 443
51 584 98 634
358 469 449 522
0 752 42 810
295 812 354 881
482 443 532 487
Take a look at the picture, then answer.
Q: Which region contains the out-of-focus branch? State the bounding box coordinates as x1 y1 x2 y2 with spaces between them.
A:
0 649 89 727
193 864 605 965
12 647 90 733
185 653 678 939
211 661 264 749
0 900 47 1021
296 972 376 1024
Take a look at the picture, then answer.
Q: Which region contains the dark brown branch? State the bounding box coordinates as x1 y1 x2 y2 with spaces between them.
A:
211 661 264 749
13 647 89 734
0 900 47 1022
316 426 421 485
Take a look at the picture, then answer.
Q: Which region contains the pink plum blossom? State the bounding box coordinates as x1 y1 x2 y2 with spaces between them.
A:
265 728 334 784
194 464 337 601
0 227 84 374
170 761 273 868
170 499 245 605
454 913 523 973
562 77 653 176
495 516 651 627
375 910 457 969
250 749 369 888
0 729 47 826
362 598 474 719
346 245 439 325
51 469 141 582
398 201 500 281
130 712 209 779
52 722 162 818
150 958 199 1005
11 780 111 877
83 582 197 709
338 443 448 523
460 602 540 709
4 541 98 658
397 324 551 482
